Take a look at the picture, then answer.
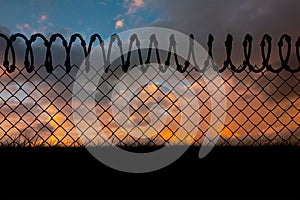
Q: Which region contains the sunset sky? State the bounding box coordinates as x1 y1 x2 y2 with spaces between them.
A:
0 0 300 146
0 0 299 39
0 0 163 38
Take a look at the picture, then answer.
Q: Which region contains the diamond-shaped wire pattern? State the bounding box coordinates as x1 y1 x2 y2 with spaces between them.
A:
0 32 300 147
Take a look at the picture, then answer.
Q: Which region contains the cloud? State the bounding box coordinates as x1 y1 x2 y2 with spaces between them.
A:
133 0 144 7
143 0 300 144
0 25 11 62
16 23 32 34
0 25 11 36
59 27 72 37
15 22 48 35
1 0 300 146
115 19 124 29
148 0 300 103
14 14 54 36
126 0 144 14
149 0 300 65
98 1 107 6
38 14 48 23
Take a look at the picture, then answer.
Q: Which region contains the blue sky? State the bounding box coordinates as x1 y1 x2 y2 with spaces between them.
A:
0 0 299 41
0 0 165 38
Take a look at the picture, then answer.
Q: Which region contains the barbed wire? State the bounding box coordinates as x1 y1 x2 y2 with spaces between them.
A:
0 32 300 74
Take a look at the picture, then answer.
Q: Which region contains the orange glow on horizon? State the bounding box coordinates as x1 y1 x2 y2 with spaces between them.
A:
0 68 299 146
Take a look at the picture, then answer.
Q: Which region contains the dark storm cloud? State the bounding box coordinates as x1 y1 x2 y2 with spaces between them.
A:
148 0 300 105
151 0 300 37
147 0 300 140
0 25 87 106
150 0 300 66
0 25 85 74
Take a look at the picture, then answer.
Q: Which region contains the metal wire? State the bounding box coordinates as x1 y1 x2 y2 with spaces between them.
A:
0 32 299 147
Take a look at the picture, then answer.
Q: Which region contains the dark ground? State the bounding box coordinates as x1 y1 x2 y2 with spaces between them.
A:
0 146 299 198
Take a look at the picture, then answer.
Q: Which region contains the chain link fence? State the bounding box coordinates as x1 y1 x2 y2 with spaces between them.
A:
0 32 299 147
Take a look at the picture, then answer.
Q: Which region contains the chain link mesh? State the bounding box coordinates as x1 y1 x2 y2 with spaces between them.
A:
0 32 300 147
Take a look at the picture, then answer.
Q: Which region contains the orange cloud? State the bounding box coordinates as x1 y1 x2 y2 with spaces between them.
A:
39 14 48 23
127 0 144 14
133 0 144 7
115 19 124 29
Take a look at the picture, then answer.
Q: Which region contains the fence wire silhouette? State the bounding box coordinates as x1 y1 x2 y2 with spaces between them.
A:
0 32 299 147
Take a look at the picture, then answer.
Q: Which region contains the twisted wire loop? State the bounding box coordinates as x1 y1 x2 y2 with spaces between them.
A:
0 32 299 147
0 33 300 73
